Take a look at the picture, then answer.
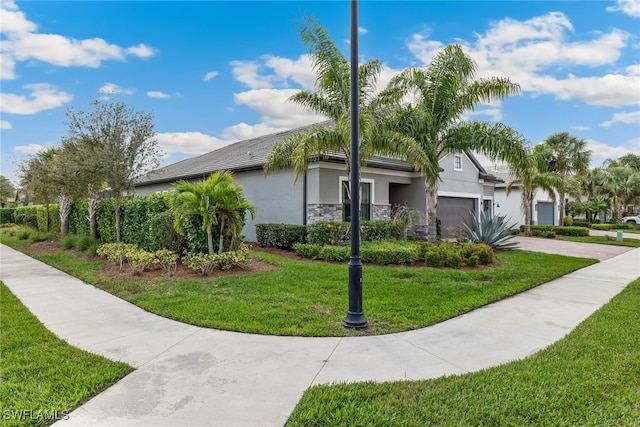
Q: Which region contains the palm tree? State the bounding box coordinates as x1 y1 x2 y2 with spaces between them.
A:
264 18 432 201
534 132 591 226
506 149 564 236
602 165 640 221
384 44 528 242
171 171 256 255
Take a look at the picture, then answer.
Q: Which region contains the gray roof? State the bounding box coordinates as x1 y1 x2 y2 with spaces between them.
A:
136 121 415 187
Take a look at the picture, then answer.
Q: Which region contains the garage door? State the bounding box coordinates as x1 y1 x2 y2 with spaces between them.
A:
438 197 476 237
537 202 554 225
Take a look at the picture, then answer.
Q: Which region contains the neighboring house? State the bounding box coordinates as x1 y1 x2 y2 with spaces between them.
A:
135 124 503 240
488 165 561 227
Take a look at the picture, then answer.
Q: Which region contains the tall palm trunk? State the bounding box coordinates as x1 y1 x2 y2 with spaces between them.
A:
425 180 439 243
558 190 566 226
206 224 215 256
522 186 533 236
218 217 225 255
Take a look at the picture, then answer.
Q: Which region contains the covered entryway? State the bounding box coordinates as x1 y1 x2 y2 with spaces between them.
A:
438 197 476 237
537 202 555 225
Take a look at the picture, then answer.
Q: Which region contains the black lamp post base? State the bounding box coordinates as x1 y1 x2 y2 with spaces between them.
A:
343 312 368 329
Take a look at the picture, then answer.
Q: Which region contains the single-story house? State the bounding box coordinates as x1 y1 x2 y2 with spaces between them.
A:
487 166 560 226
135 123 504 241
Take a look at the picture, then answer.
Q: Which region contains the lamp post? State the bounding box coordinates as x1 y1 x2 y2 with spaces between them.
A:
343 0 368 330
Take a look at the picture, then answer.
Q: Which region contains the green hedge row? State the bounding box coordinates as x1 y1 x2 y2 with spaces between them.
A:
305 220 405 246
256 223 308 249
521 225 589 236
591 223 635 230
0 208 15 224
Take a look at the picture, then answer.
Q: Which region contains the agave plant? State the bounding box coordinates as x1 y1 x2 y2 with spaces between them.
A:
462 210 518 250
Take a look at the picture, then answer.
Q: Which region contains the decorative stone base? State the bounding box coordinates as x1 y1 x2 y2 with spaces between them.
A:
306 203 392 223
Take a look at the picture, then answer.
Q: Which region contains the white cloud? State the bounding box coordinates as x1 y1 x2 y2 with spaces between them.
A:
155 131 235 157
230 55 316 90
600 110 640 127
607 0 640 16
571 125 591 131
358 26 368 34
0 120 11 129
15 143 46 154
147 91 170 99
587 139 638 165
99 82 134 95
203 70 219 81
0 83 73 114
0 2 154 80
408 13 637 108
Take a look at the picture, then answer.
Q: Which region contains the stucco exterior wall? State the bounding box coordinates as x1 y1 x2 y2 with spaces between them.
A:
438 153 484 195
494 187 560 226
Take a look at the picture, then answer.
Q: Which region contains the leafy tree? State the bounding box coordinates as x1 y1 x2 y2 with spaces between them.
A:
171 171 256 255
65 99 159 242
384 44 528 242
264 18 431 201
18 147 59 231
0 175 16 207
602 165 640 220
535 132 591 226
506 149 564 235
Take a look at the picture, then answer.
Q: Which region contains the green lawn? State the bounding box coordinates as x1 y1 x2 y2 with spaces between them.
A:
0 233 596 337
558 235 640 247
287 277 640 426
0 282 132 427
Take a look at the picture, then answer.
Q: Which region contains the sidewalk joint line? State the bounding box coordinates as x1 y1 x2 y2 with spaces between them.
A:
308 337 342 387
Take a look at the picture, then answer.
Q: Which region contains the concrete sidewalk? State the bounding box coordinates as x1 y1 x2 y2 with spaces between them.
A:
1 243 639 427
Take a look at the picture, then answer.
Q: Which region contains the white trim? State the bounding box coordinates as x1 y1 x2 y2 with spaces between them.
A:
339 176 375 204
438 190 482 199
308 162 422 178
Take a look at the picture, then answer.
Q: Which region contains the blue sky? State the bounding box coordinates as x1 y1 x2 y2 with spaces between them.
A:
1 0 639 185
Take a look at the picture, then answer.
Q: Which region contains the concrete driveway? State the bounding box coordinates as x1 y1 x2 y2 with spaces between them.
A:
511 235 634 261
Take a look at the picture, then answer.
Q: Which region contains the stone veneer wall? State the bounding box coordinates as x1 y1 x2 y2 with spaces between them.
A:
307 203 392 224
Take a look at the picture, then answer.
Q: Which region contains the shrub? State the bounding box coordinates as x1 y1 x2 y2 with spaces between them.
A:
97 199 118 243
423 242 493 268
60 234 78 249
125 248 156 275
307 221 350 246
319 245 350 262
154 249 179 277
75 235 96 251
445 252 463 269
17 229 31 240
360 220 405 241
591 223 634 231
572 220 591 228
96 243 138 270
563 215 574 226
36 204 60 233
30 231 53 243
541 230 556 238
292 243 323 259
122 194 171 250
256 223 307 249
462 211 517 250
554 226 589 236
69 200 90 237
361 240 420 265
0 208 15 224
149 210 185 253
183 244 250 275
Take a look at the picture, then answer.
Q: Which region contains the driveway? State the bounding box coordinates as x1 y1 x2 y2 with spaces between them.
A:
511 235 634 261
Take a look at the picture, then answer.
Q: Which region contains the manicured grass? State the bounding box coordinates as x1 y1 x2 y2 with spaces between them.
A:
287 277 640 426
558 235 640 247
0 282 132 427
1 232 596 336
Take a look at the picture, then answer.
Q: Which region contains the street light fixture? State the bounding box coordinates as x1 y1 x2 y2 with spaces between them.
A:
343 0 368 330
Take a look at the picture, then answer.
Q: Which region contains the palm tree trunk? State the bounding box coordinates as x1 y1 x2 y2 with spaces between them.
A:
523 188 532 236
558 191 566 226
206 224 215 256
218 217 225 254
425 179 438 243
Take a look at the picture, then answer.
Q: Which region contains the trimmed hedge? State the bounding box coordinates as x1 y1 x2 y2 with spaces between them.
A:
256 223 307 249
307 220 405 246
572 220 591 228
591 223 635 231
423 242 493 268
526 225 589 236
0 208 15 224
360 240 420 265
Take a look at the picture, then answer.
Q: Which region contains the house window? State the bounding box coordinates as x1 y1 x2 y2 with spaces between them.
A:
341 179 372 222
454 155 462 171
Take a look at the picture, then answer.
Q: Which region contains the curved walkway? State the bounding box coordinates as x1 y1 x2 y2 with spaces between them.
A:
1 241 639 427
